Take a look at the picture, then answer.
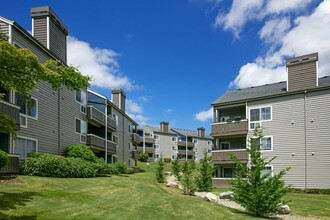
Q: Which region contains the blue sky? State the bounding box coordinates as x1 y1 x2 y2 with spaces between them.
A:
1 0 329 133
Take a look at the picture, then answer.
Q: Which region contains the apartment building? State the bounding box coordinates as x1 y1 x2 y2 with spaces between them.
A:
211 53 330 189
136 122 213 162
0 6 138 172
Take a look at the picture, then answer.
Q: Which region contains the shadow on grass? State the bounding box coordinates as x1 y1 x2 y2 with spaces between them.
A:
0 191 40 219
0 175 17 181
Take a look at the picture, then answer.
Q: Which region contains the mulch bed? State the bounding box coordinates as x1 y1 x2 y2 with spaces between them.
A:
0 175 22 185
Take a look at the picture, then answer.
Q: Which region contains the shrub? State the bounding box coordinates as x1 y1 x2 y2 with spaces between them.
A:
195 149 214 192
27 152 42 158
0 149 9 169
126 168 135 174
93 157 112 175
23 154 97 178
114 161 127 175
164 158 171 163
140 168 146 173
171 157 181 180
155 154 165 183
139 153 149 162
64 144 96 162
228 128 291 216
181 160 197 195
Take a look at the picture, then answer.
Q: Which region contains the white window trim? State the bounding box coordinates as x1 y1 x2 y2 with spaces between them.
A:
75 91 87 114
15 135 38 155
220 142 230 150
154 144 160 150
154 135 160 140
172 154 177 160
112 113 118 126
249 106 272 130
19 114 28 128
262 165 273 177
193 139 198 144
260 136 273 151
208 141 213 146
172 137 177 142
172 146 177 151
75 117 87 143
155 153 160 159
128 142 132 150
17 97 38 120
113 135 119 145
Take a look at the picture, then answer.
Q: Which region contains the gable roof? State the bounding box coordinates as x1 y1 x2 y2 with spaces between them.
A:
171 128 213 139
212 76 330 106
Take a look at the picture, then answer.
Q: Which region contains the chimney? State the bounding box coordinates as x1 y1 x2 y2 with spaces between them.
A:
31 6 68 64
286 52 318 92
197 127 205 138
111 88 126 112
160 121 169 133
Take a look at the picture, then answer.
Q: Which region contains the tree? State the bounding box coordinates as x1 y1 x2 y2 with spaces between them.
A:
171 157 181 180
0 149 9 170
139 153 149 162
228 128 291 216
0 31 91 137
181 160 197 195
155 154 165 183
196 149 214 191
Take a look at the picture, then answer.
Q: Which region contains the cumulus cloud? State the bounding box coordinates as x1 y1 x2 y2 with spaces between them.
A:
67 36 137 90
217 0 330 89
126 99 143 114
126 99 151 125
195 108 213 122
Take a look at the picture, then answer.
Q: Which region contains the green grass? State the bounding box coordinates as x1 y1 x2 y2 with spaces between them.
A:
0 162 329 219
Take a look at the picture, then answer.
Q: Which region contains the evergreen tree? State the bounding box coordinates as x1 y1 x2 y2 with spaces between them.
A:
171 157 181 180
155 153 165 183
228 128 291 216
181 160 197 195
196 149 214 191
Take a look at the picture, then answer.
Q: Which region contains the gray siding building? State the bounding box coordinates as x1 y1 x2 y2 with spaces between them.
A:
211 53 330 189
0 6 138 171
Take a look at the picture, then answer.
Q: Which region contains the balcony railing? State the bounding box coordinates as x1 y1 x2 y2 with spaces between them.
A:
177 141 194 148
211 120 248 137
107 115 117 131
86 134 117 154
131 133 141 144
0 101 20 130
0 154 19 174
87 105 105 125
131 150 140 159
107 140 117 154
178 150 195 156
212 149 248 164
212 178 234 188
137 147 154 154
139 137 154 144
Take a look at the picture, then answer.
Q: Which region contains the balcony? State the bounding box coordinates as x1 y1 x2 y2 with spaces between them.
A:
212 178 234 188
137 147 154 154
0 101 20 130
131 150 140 159
131 133 141 144
87 105 105 125
211 120 248 137
140 137 154 144
107 115 117 131
178 150 195 156
212 149 248 164
177 141 194 148
86 134 117 154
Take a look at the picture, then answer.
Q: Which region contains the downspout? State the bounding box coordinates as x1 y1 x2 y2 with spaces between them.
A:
186 135 188 161
304 90 307 189
58 89 61 155
143 130 145 153
122 114 125 162
105 100 107 163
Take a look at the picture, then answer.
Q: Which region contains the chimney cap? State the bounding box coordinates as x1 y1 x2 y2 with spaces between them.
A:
197 127 205 130
160 121 169 125
286 52 318 67
111 88 126 98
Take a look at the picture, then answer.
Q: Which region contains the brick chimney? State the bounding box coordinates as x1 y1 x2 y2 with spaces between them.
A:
286 52 318 92
111 88 126 112
31 6 68 64
160 121 169 132
197 127 205 138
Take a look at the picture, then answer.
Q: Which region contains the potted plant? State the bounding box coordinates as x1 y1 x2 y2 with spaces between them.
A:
234 116 242 121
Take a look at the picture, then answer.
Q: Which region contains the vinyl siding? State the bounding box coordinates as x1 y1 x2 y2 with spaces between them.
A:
288 62 317 92
153 132 177 161
0 21 9 36
33 18 47 47
49 18 67 64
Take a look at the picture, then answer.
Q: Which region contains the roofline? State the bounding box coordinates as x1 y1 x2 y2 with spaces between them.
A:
212 84 330 107
170 128 213 140
106 99 138 126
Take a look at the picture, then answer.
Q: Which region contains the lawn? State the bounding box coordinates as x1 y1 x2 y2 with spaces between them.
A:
0 162 329 220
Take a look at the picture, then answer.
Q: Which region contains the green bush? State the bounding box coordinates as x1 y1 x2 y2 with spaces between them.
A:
114 161 127 175
0 149 9 169
195 149 214 192
93 157 112 175
181 160 197 195
155 154 165 183
164 157 171 163
139 153 149 162
171 157 181 180
64 144 96 162
27 152 42 158
126 168 135 174
23 154 97 178
140 168 146 173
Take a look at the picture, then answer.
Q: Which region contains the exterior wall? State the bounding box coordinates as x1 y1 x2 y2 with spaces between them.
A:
215 137 245 150
0 21 9 36
33 18 47 47
153 132 177 161
193 137 213 161
49 18 67 64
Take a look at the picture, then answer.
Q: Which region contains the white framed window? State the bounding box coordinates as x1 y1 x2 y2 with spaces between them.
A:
194 156 198 161
172 154 177 160
260 137 272 151
208 141 213 145
208 149 212 153
193 139 198 144
261 166 273 177
128 124 132 133
249 106 271 130
20 115 27 128
113 156 118 163
155 154 160 159
128 142 132 150
15 136 37 159
76 90 87 114
75 118 87 143
16 95 38 119
172 137 177 142
154 135 160 140
220 142 230 150
112 113 118 126
128 159 131 167
172 146 177 151
220 116 230 122
154 144 160 150
113 135 118 144
194 147 198 152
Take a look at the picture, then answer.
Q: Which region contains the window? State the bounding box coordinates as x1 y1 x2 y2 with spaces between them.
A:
76 118 87 143
250 107 271 129
172 137 177 142
154 135 159 140
113 156 118 163
220 142 230 150
194 147 198 152
172 155 177 160
128 142 132 150
112 113 118 126
113 135 118 144
193 139 198 144
15 137 37 159
260 137 272 150
76 90 87 114
155 154 159 159
194 156 198 161
172 146 177 151
16 95 37 119
220 116 230 122
223 167 236 178
128 124 132 133
261 166 273 177
208 141 213 145
154 144 160 150
20 115 27 128
128 159 131 167
208 149 212 153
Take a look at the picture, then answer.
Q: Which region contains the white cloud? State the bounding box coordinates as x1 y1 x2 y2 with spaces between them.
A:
126 99 151 125
227 0 330 88
126 99 143 114
138 96 152 102
259 17 291 44
195 108 213 122
265 0 312 14
67 36 137 90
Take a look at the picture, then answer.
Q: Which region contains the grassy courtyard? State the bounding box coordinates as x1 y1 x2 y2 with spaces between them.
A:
0 162 329 219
